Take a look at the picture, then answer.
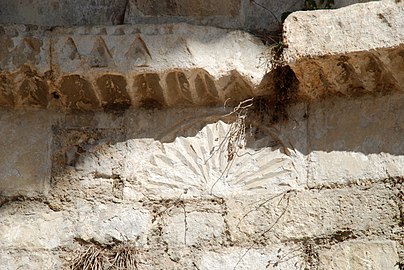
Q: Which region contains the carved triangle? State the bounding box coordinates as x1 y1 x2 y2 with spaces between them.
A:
125 36 152 67
88 36 114 68
63 37 80 61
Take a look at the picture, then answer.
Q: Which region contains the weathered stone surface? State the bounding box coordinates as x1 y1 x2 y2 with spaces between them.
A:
318 241 400 270
283 1 404 99
0 0 374 32
0 249 64 270
0 111 55 196
50 24 267 108
0 1 403 269
0 202 74 249
0 0 127 26
75 201 150 245
0 25 51 108
284 1 404 60
0 25 49 72
0 24 269 109
226 183 401 244
307 93 404 187
199 246 304 270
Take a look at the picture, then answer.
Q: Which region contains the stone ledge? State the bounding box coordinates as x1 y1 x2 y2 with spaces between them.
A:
0 24 268 110
283 1 404 99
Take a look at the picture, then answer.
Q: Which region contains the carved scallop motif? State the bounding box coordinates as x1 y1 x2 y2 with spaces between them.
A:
141 120 301 197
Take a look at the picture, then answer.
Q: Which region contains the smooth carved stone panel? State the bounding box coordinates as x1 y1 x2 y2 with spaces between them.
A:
135 121 302 198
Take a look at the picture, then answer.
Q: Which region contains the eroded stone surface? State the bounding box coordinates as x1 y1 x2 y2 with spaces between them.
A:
318 241 400 270
226 183 401 244
0 202 74 250
0 0 127 26
75 201 150 245
0 1 403 269
0 249 64 270
307 93 404 187
283 1 404 99
199 246 304 270
0 111 56 196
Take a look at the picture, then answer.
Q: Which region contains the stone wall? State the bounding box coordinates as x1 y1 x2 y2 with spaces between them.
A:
0 1 403 269
0 0 372 31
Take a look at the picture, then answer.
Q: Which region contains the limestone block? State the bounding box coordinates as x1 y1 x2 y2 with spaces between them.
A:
0 111 55 196
125 0 243 30
199 246 304 270
0 204 74 249
283 1 404 99
226 184 400 244
75 201 149 245
318 241 400 270
162 210 224 246
131 0 240 17
50 24 267 109
0 0 127 26
307 93 404 186
0 250 64 270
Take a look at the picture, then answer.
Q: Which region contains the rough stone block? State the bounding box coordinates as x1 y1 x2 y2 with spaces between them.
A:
307 93 404 186
0 111 55 196
283 1 404 99
199 246 304 270
0 203 74 249
318 241 400 270
125 0 243 29
132 0 240 17
226 183 400 244
0 249 64 270
284 1 404 60
0 0 127 26
162 211 224 247
75 201 149 245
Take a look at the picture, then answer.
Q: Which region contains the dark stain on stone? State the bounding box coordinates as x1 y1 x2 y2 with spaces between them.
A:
377 13 392 27
133 73 165 109
60 75 99 111
96 74 131 111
